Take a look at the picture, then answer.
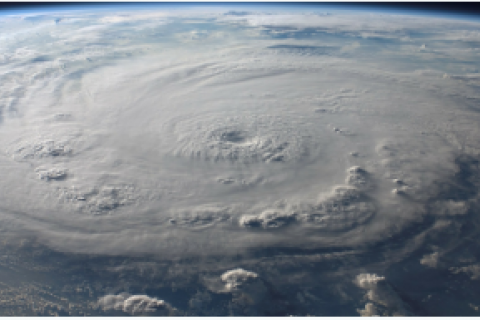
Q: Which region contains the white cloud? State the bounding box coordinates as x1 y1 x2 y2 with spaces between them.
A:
355 273 413 316
221 268 262 293
0 8 480 316
0 8 478 274
420 252 440 268
97 293 175 315
210 268 290 315
220 13 480 36
99 12 169 24
451 264 480 280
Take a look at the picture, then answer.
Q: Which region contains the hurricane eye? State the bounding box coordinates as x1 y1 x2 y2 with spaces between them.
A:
220 130 246 143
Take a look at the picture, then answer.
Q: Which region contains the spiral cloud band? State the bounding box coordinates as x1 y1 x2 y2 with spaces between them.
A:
1 5 480 316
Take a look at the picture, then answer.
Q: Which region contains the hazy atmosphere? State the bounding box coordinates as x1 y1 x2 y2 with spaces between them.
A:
1 3 480 316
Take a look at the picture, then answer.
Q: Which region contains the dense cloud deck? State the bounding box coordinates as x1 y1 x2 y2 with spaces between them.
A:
0 6 480 316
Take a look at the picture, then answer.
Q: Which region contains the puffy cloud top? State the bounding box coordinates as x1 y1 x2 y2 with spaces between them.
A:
355 273 413 316
97 293 175 315
221 268 260 291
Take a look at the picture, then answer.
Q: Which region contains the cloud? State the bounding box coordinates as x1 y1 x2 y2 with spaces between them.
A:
35 166 68 181
10 139 73 160
450 264 480 280
355 273 414 316
97 293 176 315
0 7 479 275
221 268 265 295
240 209 296 229
219 12 480 39
1 7 480 316
99 12 169 24
345 166 371 190
239 175 375 232
202 268 290 316
420 252 440 268
168 112 321 164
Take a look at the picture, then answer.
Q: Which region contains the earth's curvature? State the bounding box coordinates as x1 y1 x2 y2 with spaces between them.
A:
1 4 480 316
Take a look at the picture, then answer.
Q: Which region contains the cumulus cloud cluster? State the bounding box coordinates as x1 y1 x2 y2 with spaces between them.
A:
97 293 176 315
200 268 291 316
35 166 68 181
355 273 413 316
239 167 375 231
220 269 268 301
57 184 139 214
11 139 73 160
